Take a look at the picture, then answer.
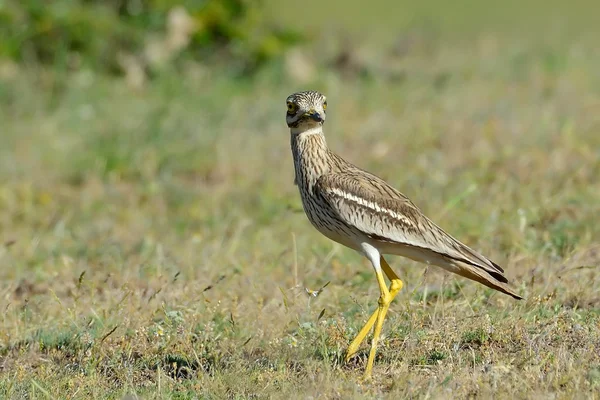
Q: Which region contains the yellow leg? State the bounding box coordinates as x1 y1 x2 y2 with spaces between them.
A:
345 301 380 362
345 256 403 377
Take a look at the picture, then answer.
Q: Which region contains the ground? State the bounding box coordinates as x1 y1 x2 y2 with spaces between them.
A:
1 1 599 398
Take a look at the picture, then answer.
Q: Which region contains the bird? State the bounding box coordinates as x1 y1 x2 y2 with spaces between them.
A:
285 90 522 379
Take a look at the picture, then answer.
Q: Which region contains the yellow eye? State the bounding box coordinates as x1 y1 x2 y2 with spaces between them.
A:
323 102 327 110
287 102 296 113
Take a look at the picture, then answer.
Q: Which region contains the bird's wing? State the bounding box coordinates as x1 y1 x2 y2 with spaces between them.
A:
315 171 508 282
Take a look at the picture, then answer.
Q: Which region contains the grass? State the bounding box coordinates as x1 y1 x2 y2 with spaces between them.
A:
1 1 600 398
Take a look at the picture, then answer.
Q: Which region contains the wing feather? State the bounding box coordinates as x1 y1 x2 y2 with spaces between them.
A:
315 171 507 282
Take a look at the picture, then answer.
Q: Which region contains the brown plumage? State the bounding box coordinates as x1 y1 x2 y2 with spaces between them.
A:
285 90 521 378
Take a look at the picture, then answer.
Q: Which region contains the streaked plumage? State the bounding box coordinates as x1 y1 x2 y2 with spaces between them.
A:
286 90 521 378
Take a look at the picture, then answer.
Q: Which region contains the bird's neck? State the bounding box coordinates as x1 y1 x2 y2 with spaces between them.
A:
290 127 331 193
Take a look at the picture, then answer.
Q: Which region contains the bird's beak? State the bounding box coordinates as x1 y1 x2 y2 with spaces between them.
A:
304 110 323 122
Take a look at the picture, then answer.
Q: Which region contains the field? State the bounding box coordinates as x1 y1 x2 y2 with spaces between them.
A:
1 1 600 398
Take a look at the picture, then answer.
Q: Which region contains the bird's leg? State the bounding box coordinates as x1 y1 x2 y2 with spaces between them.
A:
345 304 380 364
345 256 403 373
345 257 403 361
364 257 403 378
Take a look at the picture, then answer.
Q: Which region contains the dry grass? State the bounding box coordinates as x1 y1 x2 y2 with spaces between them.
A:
1 3 600 398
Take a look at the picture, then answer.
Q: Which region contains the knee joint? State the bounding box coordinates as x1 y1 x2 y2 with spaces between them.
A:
390 279 403 293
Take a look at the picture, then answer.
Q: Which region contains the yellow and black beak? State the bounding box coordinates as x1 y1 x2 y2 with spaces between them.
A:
303 110 324 122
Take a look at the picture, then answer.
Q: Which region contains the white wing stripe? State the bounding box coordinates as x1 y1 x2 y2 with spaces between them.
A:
329 187 415 228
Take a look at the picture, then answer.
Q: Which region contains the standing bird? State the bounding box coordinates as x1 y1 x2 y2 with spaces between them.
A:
286 90 522 378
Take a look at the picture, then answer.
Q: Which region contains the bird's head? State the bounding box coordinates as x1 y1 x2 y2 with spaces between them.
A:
285 90 327 131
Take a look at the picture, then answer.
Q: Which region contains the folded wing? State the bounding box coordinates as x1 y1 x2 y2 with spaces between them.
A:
315 171 521 299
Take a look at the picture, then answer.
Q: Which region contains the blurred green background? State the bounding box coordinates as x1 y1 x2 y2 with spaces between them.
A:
1 0 599 79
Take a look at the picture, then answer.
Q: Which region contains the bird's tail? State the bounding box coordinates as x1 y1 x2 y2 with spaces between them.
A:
450 259 523 299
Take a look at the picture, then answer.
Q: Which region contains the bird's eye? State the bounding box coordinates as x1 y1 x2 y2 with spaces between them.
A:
287 102 296 113
323 102 327 111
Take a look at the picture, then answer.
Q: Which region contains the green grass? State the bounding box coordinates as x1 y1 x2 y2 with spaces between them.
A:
1 1 600 398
